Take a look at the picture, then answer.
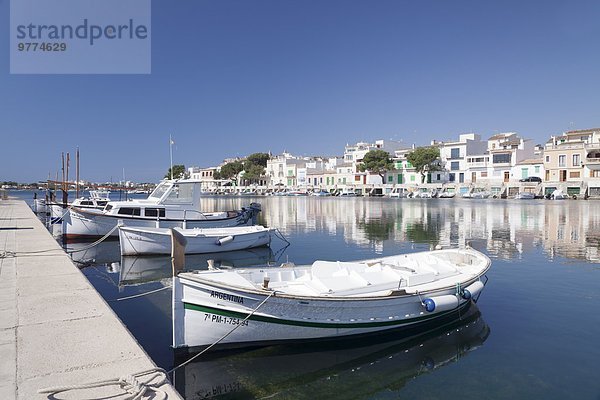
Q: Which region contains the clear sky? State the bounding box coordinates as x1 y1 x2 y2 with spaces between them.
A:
2 0 600 183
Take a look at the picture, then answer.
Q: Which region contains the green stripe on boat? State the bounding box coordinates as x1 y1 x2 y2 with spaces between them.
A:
183 302 466 329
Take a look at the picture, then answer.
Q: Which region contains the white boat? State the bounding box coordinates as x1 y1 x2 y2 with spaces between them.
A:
470 191 491 199
33 198 47 214
387 188 409 198
119 225 274 256
549 189 569 200
63 179 261 239
173 246 491 350
514 191 535 200
338 189 356 197
48 190 110 224
287 190 309 196
438 191 456 198
310 190 331 197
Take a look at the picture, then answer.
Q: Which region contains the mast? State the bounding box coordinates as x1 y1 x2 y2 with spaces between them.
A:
76 147 80 198
169 134 174 180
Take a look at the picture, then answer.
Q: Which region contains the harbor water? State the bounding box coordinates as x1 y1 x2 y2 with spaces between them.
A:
13 191 600 399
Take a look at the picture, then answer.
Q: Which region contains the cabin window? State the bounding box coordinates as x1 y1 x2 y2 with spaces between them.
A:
145 208 165 217
118 207 141 216
148 182 170 200
80 200 93 206
97 201 108 206
164 183 195 204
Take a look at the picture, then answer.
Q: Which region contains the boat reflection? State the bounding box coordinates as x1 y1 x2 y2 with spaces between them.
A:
173 302 489 400
118 247 276 287
66 239 121 267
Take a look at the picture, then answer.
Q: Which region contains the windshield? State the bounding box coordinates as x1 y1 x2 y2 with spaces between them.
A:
148 182 171 200
163 182 195 204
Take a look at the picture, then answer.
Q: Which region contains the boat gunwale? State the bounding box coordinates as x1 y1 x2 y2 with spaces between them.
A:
70 206 247 223
178 263 491 302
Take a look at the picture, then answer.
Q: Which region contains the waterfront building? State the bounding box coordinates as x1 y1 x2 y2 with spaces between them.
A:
512 158 545 181
483 132 535 184
388 148 422 185
188 166 221 190
435 133 488 184
543 128 600 197
344 140 404 185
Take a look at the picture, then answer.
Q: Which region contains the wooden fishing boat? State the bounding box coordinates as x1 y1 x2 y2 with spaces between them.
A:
119 225 274 256
173 245 491 351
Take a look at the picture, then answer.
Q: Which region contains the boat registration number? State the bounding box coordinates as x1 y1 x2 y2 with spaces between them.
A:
204 313 248 327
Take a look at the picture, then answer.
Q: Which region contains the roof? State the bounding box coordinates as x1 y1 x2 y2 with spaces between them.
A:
517 158 543 165
565 128 600 135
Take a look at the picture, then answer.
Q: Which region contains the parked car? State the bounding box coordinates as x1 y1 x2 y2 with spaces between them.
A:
519 176 542 183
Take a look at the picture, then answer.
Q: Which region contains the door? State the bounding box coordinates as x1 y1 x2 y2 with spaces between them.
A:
471 172 476 183
459 173 464 183
504 172 510 182
560 170 567 182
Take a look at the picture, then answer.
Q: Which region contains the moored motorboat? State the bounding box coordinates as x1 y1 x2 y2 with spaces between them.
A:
173 246 491 351
514 191 535 200
119 225 274 256
63 179 261 239
48 190 110 224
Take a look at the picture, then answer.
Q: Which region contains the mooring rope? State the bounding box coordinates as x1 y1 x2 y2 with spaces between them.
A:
110 285 172 302
168 290 276 374
273 228 290 245
66 224 120 253
38 367 169 400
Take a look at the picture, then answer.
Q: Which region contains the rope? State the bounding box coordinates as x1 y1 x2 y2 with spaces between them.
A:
168 290 276 374
273 228 290 245
38 367 169 400
66 224 120 253
110 285 172 302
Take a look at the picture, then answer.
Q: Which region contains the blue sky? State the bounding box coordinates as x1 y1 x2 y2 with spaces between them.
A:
2 0 600 183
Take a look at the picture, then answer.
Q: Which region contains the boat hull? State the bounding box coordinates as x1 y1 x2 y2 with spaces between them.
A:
119 226 273 256
174 275 480 350
64 207 256 239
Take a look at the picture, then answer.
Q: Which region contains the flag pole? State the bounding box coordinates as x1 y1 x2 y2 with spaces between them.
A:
169 134 173 180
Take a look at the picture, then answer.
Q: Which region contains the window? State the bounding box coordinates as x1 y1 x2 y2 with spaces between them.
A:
493 153 511 164
573 154 580 166
535 166 540 173
481 172 488 178
164 183 195 204
145 208 165 217
410 175 415 182
450 148 460 159
545 155 550 163
558 155 566 167
388 175 393 182
449 173 455 182
406 161 413 168
450 161 460 171
118 207 141 216
570 171 580 178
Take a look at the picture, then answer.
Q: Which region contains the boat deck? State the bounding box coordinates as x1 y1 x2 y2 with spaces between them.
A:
184 249 489 298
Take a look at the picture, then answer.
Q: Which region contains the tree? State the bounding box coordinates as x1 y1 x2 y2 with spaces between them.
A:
164 165 187 180
358 150 394 182
405 146 441 183
241 153 270 184
217 161 244 182
245 152 270 168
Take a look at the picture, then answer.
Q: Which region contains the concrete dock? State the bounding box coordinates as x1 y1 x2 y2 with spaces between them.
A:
0 200 182 399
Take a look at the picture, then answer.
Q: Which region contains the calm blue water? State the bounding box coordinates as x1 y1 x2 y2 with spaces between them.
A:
12 190 600 399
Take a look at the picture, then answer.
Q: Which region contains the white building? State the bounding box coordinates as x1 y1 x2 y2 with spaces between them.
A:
436 133 488 184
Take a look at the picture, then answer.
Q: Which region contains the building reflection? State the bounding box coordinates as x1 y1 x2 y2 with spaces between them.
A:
199 197 600 263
